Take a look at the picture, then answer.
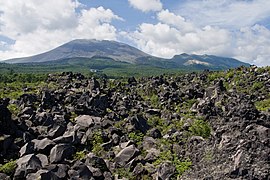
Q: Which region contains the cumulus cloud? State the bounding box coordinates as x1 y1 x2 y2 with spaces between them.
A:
234 25 270 66
128 10 232 58
0 0 122 60
128 0 162 12
177 0 270 28
127 9 270 66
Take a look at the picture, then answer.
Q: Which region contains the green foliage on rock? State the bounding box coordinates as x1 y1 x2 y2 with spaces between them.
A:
255 98 270 112
0 160 17 175
189 119 211 138
73 150 87 161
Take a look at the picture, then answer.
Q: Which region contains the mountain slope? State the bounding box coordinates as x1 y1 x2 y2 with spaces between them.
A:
5 39 249 71
7 39 149 64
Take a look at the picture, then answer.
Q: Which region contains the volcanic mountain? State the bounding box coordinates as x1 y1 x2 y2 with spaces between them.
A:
5 39 249 70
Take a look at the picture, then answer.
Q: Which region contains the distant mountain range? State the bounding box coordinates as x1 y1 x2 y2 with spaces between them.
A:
5 39 249 71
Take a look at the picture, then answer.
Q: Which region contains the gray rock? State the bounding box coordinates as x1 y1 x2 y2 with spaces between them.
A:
47 125 66 139
85 153 108 172
0 173 10 180
128 115 150 133
49 144 75 163
157 162 175 180
36 154 49 167
14 154 42 179
68 161 93 180
33 138 55 154
19 142 35 157
46 164 69 179
148 128 162 139
115 145 139 167
75 115 101 128
26 169 60 180
53 122 79 144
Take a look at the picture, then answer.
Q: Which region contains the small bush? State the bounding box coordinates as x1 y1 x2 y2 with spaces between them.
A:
128 132 144 144
189 120 211 138
73 150 87 161
255 99 270 111
0 160 17 175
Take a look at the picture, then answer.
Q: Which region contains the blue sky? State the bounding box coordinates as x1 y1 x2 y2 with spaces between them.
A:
0 0 270 66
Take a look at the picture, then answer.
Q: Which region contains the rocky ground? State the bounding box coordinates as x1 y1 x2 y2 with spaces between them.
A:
0 66 269 180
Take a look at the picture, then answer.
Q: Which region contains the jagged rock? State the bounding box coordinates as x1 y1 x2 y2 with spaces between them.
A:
14 154 42 179
32 138 55 155
36 154 49 167
19 142 35 157
47 125 66 139
49 144 75 163
0 135 13 156
46 164 69 179
128 115 150 134
115 144 139 167
68 161 93 179
53 123 79 144
0 173 10 180
148 128 162 139
19 107 34 116
128 77 137 85
35 112 54 126
26 169 60 180
75 115 101 128
145 108 161 116
157 162 176 180
0 98 16 135
88 77 100 91
85 153 108 172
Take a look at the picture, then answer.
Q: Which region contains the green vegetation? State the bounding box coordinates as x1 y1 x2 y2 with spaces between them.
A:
0 160 17 175
73 150 87 161
255 98 270 111
189 119 211 139
7 104 20 116
128 132 144 144
154 150 192 176
91 131 104 156
114 168 133 179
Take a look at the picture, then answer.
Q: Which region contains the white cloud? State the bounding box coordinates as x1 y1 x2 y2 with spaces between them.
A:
0 1 122 60
127 9 270 66
128 0 162 12
177 0 270 28
234 25 270 66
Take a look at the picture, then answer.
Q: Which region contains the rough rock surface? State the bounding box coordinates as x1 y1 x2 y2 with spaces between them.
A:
0 67 269 179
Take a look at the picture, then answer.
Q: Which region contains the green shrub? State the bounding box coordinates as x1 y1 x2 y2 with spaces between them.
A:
150 94 159 108
189 120 211 138
154 150 192 176
0 160 17 175
7 104 20 115
73 150 87 161
255 99 270 111
128 132 144 144
91 131 104 156
251 82 264 91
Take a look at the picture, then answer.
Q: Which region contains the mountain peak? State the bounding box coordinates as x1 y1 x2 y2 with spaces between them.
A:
6 39 149 64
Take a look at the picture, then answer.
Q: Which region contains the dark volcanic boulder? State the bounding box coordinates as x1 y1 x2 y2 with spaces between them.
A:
128 115 150 134
49 144 75 163
32 138 55 155
68 161 93 179
26 169 60 180
115 144 139 167
75 115 101 128
0 98 16 135
14 154 42 179
157 162 176 180
0 173 10 180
